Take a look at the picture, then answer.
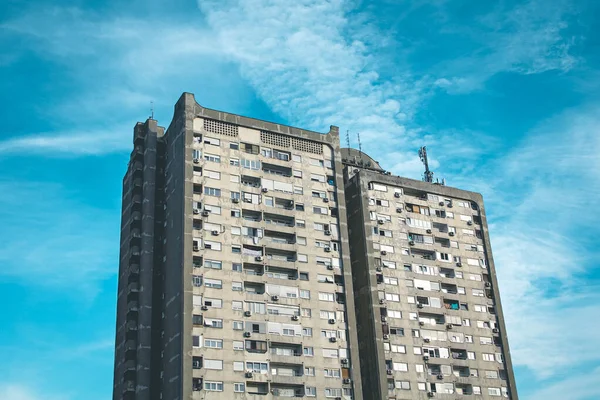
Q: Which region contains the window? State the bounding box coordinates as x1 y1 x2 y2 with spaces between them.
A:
232 263 242 272
305 367 315 376
192 275 203 287
319 292 335 302
300 272 309 280
231 209 240 218
325 388 342 397
303 327 313 337
232 281 243 291
204 381 223 391
233 341 244 350
473 289 485 297
192 335 201 348
205 278 222 289
204 187 221 197
204 170 221 180
204 153 220 163
232 301 243 311
230 158 239 166
204 359 223 370
204 339 223 348
483 353 495 361
488 388 502 396
485 370 499 379
304 347 314 356
396 381 410 390
232 245 241 254
232 321 244 330
300 290 310 299
310 174 326 182
324 368 341 378
246 362 268 373
234 383 245 393
204 204 221 215
306 387 316 397
301 308 311 317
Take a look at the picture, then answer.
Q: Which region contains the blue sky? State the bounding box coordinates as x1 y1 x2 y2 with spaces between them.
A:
0 0 599 399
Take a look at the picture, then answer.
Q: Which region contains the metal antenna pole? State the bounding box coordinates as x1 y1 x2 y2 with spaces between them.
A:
418 146 434 183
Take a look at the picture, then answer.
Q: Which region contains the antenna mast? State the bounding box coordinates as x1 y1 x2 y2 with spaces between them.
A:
346 130 350 148
150 101 154 120
418 146 434 183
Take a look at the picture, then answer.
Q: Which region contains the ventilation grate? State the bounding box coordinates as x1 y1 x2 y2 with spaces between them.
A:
203 119 238 137
292 137 323 155
260 131 291 148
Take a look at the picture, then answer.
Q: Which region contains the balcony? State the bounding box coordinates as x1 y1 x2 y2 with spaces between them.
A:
263 162 292 177
270 384 304 398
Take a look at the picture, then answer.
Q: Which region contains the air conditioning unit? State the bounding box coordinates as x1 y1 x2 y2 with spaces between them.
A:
386 369 393 375
448 231 455 236
193 158 199 164
381 316 387 322
394 193 401 198
423 355 429 361
255 256 264 262
382 334 389 340
271 295 279 301
377 219 385 225
380 251 387 255
437 374 443 380
193 209 200 215
261 188 268 193
426 229 432 234
343 378 351 384
328 319 336 324
242 310 252 317
492 328 500 334
324 247 331 253
201 305 209 311
329 337 337 343
427 392 435 398
324 230 332 236
193 245 199 252
396 207 402 213
467 220 473 226
485 282 492 288
409 240 415 246
243 332 252 338
379 299 386 304
245 371 253 378
376 266 382 272
439 201 445 206
232 198 240 203
456 262 462 267
340 358 348 364
423 338 431 343
419 321 425 326
327 265 334 270
201 211 210 217
211 230 219 236
447 202 453 208
323 198 330 203
417 303 424 309
291 315 299 321
446 324 453 329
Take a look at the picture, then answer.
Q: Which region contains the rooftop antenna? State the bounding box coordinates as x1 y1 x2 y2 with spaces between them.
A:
150 101 154 120
418 146 434 183
345 130 350 149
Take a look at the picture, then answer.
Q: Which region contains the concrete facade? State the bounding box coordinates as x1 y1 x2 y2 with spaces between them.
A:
341 150 518 400
113 93 517 400
114 93 363 400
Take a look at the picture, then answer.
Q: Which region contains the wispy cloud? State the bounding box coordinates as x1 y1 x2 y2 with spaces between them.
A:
434 0 580 93
0 127 131 155
0 384 69 400
0 181 117 297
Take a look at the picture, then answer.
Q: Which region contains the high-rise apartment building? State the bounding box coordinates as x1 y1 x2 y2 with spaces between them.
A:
341 149 518 400
113 93 363 400
113 93 518 400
